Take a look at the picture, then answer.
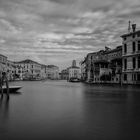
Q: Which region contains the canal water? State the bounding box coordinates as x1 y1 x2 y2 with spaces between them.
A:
0 81 140 140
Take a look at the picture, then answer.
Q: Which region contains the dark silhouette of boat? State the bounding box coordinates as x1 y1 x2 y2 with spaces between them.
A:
2 86 22 93
69 78 81 83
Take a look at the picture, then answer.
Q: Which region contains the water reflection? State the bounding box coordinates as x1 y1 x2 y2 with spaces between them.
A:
0 81 140 140
81 84 140 140
0 97 9 120
0 96 9 139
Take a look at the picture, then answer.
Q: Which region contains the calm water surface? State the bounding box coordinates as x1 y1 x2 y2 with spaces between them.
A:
0 81 140 140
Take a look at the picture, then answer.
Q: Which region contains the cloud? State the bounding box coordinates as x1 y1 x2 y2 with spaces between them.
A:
48 0 77 5
0 39 6 44
0 0 140 69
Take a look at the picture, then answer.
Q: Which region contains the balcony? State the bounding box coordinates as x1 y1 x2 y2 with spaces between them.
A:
122 68 137 72
133 68 140 72
100 68 112 76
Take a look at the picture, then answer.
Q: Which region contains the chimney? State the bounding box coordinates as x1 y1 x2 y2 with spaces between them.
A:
132 24 136 32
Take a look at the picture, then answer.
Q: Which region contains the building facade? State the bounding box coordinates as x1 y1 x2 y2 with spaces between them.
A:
80 59 87 81
60 69 69 80
0 55 60 81
0 54 7 72
7 60 16 81
15 59 43 80
68 60 81 80
83 46 122 83
46 65 59 80
121 23 140 84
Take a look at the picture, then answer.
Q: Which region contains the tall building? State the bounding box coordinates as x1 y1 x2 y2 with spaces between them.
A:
121 23 140 84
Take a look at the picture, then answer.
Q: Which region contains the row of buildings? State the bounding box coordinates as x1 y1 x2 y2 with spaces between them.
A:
0 54 81 82
80 22 140 85
0 56 59 81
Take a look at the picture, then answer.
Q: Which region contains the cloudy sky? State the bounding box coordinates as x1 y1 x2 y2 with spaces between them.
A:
0 0 140 69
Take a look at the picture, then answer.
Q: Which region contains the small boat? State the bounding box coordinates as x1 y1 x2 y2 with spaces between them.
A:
2 86 22 93
69 78 81 83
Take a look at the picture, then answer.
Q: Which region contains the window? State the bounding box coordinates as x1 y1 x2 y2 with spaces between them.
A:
124 44 127 53
132 34 135 38
133 57 136 69
133 74 136 81
138 56 140 68
124 59 127 70
137 74 140 81
124 37 126 41
137 32 140 37
133 42 136 52
124 74 127 81
138 41 140 51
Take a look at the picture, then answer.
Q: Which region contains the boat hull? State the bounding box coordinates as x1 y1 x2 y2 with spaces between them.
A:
1 86 22 93
69 78 81 83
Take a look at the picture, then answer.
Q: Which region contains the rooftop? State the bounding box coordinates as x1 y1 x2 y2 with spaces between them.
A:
86 46 122 57
103 46 122 54
0 54 7 58
47 65 59 68
121 29 140 38
15 59 46 66
68 66 80 69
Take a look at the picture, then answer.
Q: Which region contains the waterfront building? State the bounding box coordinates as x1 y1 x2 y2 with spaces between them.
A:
121 23 140 84
80 59 87 81
84 46 122 83
84 50 105 82
102 46 122 83
14 65 24 80
14 59 42 80
46 65 59 80
41 65 47 79
7 60 16 81
0 55 59 81
60 69 69 80
68 60 81 80
14 60 59 80
0 54 7 71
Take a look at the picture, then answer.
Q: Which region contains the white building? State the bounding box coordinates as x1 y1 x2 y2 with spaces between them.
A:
14 59 43 80
68 60 81 80
121 23 140 84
